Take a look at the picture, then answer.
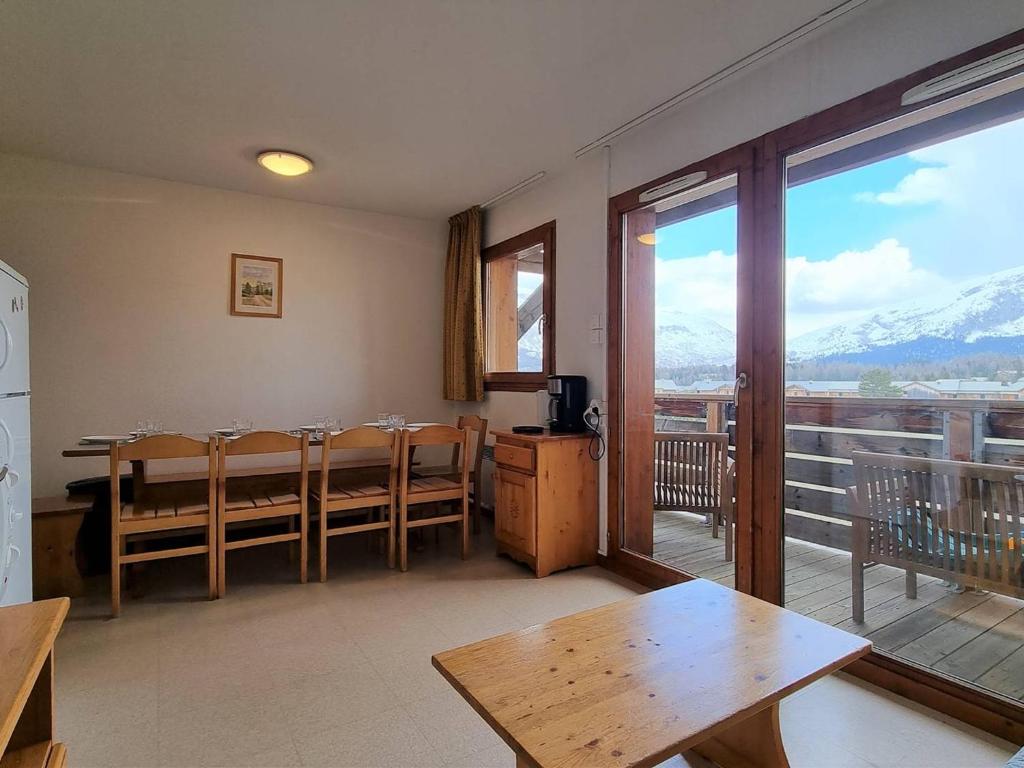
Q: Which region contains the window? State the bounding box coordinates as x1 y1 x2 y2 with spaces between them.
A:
482 220 555 391
781 81 1024 707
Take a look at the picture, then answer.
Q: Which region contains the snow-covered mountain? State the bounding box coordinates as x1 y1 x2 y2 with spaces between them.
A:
518 320 543 371
655 311 736 367
786 265 1024 363
516 265 1024 370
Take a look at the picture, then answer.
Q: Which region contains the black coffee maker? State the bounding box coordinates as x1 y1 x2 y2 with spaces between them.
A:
547 375 588 433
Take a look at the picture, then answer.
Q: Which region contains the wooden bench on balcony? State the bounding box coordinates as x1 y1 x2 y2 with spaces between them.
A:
849 451 1024 623
653 431 735 561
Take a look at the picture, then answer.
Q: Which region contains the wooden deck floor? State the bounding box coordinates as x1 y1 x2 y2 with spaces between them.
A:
654 509 1024 703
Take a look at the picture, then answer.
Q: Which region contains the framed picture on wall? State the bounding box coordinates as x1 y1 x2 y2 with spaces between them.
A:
230 253 283 318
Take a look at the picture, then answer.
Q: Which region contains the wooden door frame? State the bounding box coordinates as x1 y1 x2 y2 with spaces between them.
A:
606 143 756 594
603 27 1024 742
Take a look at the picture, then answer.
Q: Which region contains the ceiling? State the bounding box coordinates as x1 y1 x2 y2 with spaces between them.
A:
0 0 853 219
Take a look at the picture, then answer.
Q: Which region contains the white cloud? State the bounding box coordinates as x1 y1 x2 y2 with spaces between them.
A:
855 165 960 206
656 250 737 332
654 239 949 339
853 118 1024 278
786 238 948 335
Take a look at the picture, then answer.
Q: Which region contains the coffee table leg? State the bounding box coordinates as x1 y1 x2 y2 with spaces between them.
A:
688 703 790 768
515 753 538 768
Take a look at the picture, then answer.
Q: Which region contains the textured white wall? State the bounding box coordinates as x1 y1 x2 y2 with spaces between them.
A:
475 0 1024 552
0 153 451 496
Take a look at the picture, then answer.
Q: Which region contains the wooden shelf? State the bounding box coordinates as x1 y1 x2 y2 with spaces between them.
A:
0 740 50 768
0 599 69 766
0 739 63 768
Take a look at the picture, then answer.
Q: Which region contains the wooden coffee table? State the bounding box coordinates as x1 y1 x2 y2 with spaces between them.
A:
432 578 870 768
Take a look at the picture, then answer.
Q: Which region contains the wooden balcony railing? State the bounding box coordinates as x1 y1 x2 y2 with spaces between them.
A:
653 393 1024 552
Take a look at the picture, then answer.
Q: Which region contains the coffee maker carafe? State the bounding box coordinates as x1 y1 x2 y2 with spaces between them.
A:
547 375 588 433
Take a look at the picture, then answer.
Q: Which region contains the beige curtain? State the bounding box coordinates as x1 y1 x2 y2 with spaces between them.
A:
443 206 484 401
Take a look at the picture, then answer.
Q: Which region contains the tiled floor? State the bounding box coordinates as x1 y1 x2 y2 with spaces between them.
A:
56 524 1016 767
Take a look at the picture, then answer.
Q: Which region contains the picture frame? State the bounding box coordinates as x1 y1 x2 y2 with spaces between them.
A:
230 253 283 318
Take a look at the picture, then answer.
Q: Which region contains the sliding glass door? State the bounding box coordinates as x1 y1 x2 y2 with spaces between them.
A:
780 78 1024 704
612 150 752 589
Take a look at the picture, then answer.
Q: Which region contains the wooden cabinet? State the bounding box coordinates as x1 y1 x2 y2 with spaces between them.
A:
492 431 597 577
494 468 536 556
0 598 69 768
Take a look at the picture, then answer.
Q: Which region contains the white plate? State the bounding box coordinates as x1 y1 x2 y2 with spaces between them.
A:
213 428 236 435
80 435 132 444
296 425 320 432
408 422 441 427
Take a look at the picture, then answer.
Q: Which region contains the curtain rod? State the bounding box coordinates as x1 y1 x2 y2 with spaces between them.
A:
574 0 874 158
480 172 547 209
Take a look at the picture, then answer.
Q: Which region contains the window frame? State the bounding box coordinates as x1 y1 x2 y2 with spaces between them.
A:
481 220 556 392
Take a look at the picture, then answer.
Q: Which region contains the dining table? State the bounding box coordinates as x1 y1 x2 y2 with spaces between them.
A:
432 578 871 768
61 423 441 483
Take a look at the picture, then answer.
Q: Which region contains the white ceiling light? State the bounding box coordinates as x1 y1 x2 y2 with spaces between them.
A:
257 150 314 177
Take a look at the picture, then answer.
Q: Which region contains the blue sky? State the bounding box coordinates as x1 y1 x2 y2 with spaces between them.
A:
651 114 1024 339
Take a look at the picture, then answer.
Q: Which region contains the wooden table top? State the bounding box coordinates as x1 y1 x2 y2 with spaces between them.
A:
62 433 326 458
432 579 871 768
491 429 591 443
0 598 69 753
62 424 444 458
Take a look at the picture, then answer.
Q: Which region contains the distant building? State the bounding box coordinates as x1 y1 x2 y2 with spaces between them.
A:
657 378 1024 400
677 380 733 395
785 381 861 398
898 379 1024 400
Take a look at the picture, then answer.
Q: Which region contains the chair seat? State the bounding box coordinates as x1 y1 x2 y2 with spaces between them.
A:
409 477 461 494
225 490 301 511
311 482 390 502
412 465 475 481
121 499 209 522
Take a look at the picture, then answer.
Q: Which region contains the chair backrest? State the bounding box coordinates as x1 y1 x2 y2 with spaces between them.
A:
401 425 470 488
452 414 488 479
852 451 1024 584
218 430 310 498
321 426 400 492
222 430 306 457
652 431 729 511
110 435 216 524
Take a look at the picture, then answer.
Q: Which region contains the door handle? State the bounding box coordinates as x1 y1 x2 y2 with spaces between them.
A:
733 372 749 403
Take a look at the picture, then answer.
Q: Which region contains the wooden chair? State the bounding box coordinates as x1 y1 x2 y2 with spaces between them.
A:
849 451 1024 623
653 431 735 561
109 435 216 617
412 415 488 532
311 426 400 581
217 431 309 595
398 425 471 572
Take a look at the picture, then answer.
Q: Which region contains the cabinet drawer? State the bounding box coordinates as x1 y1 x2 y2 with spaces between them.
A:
494 468 536 556
494 442 535 473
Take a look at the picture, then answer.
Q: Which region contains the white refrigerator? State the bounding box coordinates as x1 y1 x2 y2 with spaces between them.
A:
0 260 30 606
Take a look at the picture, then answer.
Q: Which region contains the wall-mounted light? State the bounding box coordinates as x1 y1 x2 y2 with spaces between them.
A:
257 150 314 177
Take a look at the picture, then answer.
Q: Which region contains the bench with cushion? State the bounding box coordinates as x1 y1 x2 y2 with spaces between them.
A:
849 451 1024 623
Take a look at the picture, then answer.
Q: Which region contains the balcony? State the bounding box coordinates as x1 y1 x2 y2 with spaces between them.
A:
649 393 1024 703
